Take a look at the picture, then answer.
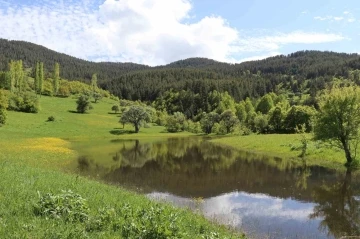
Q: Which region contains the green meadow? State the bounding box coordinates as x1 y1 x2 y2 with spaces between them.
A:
0 95 351 238
211 134 348 170
0 96 242 239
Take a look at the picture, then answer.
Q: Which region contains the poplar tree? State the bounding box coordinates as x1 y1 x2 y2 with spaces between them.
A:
91 73 97 92
39 62 44 95
15 60 24 93
53 62 60 96
8 61 16 93
34 62 40 94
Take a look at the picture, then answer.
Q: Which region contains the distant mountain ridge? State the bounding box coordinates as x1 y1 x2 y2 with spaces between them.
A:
1 38 360 101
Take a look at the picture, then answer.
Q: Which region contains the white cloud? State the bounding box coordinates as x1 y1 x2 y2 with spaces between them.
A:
314 16 330 21
236 31 344 54
148 191 322 238
0 0 347 65
314 13 357 23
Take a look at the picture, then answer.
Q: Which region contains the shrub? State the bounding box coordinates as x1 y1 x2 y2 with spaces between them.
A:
33 190 89 223
76 94 92 113
47 116 55 122
42 80 54 96
8 92 40 113
111 105 120 113
58 85 71 97
0 108 7 126
166 112 186 133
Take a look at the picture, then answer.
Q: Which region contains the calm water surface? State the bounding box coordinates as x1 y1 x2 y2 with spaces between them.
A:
73 137 360 239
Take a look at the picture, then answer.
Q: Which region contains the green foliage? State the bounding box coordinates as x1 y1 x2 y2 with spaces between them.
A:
39 62 44 94
0 71 11 90
314 86 360 165
119 204 182 239
34 190 89 222
111 105 120 113
284 105 315 133
53 62 60 95
58 84 71 97
219 110 240 134
0 89 9 109
185 120 202 134
47 116 55 122
256 94 274 114
166 112 186 133
235 102 247 123
93 92 103 103
0 108 7 126
120 105 152 133
42 79 54 96
91 73 97 92
76 94 92 114
153 110 168 126
200 112 220 134
254 113 269 134
8 92 40 113
268 106 285 133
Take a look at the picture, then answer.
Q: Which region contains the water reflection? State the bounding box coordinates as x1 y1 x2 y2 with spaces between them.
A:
73 137 360 239
310 169 360 238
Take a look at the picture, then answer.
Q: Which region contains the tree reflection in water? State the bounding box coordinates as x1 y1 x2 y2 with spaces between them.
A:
310 169 360 238
74 137 360 238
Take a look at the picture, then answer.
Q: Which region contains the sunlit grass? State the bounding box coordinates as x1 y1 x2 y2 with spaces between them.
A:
211 134 347 170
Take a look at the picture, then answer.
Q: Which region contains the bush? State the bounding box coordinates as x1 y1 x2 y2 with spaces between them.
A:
8 92 40 113
33 190 89 223
42 80 54 96
0 108 7 126
166 112 186 133
58 85 71 97
111 105 120 113
47 116 55 122
0 89 9 109
76 94 92 113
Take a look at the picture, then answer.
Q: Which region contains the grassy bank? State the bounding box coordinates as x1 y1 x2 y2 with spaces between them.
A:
211 134 347 170
0 96 241 238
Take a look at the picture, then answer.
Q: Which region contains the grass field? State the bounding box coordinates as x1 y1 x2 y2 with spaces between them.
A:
211 134 348 170
0 96 242 239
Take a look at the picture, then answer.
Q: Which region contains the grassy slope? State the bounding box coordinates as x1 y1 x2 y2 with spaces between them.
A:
0 96 241 238
211 134 347 170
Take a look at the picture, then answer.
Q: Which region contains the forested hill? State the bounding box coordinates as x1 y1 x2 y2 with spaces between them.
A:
1 38 360 101
0 39 150 81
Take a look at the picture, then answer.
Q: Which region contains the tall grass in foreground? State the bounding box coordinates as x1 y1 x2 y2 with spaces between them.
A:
0 161 243 239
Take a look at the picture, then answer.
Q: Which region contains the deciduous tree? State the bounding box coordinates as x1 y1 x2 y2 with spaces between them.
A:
120 105 151 133
314 86 360 166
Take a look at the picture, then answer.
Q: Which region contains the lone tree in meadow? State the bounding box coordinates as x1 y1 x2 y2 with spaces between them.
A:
111 105 120 114
314 86 360 167
76 94 92 113
120 105 151 133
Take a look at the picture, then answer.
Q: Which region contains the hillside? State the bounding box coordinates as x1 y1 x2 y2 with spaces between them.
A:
0 39 150 82
1 38 360 101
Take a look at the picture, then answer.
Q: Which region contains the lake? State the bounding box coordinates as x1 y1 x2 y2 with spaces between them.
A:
72 137 360 239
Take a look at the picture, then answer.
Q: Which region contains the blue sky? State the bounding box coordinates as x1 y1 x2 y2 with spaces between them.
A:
0 0 359 65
